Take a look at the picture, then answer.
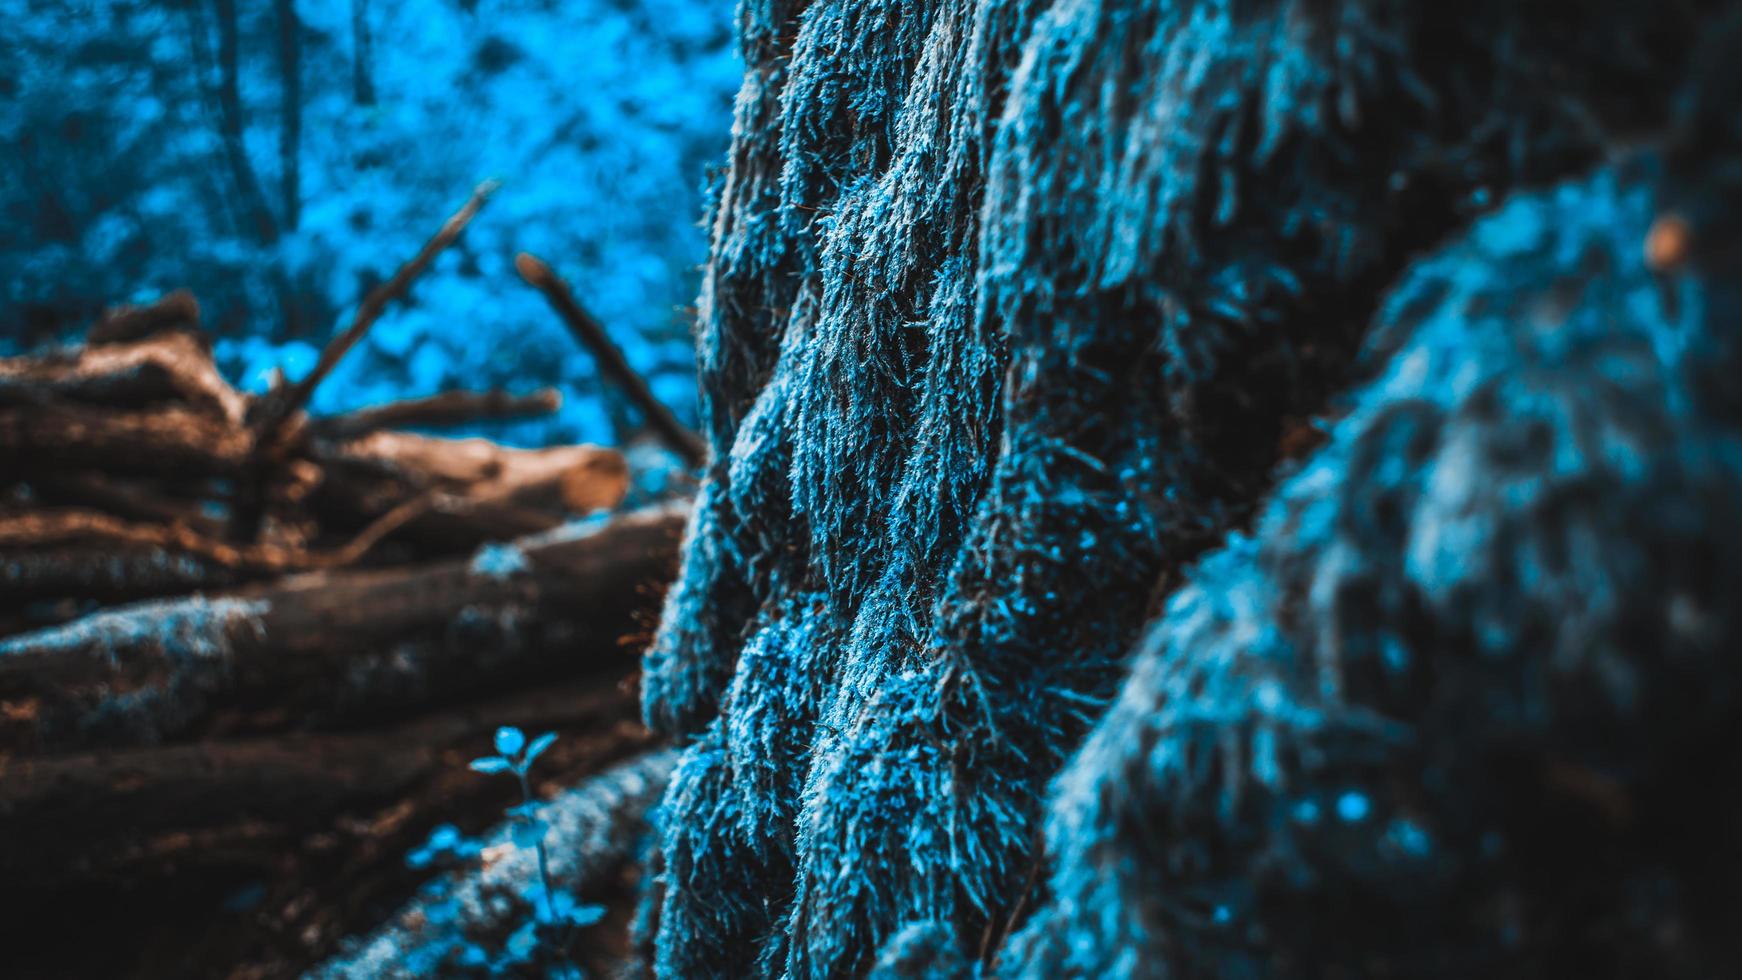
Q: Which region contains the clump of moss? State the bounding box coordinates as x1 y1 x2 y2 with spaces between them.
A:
640 1 1727 975
1008 140 1742 976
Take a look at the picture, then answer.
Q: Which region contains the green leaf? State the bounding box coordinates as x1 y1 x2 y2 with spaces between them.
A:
469 756 512 774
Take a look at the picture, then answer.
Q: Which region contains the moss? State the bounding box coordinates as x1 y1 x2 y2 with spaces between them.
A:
641 0 1724 975
1007 148 1742 977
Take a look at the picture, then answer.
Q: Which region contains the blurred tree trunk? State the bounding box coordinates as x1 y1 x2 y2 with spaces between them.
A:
213 0 279 245
178 0 245 243
274 0 301 232
351 0 376 107
273 0 305 335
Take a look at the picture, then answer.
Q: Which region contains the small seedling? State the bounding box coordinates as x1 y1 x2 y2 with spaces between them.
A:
470 726 605 968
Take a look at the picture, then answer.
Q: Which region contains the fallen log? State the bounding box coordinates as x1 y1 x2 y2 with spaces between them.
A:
0 543 236 607
0 407 629 570
19 469 226 537
0 502 686 753
0 329 244 421
329 431 626 513
0 672 651 883
0 493 431 612
309 432 630 554
0 683 660 979
0 401 253 479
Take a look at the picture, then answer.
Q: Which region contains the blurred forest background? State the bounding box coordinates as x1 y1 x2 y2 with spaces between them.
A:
0 0 740 447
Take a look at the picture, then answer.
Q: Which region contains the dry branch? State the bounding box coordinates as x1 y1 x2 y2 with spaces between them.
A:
253 181 500 448
233 181 500 541
516 252 707 469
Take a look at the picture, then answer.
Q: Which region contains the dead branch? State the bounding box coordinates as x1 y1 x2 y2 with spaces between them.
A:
515 252 707 469
233 181 499 541
252 181 500 448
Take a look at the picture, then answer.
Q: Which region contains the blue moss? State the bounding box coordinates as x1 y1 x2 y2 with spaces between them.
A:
1004 148 1742 977
639 0 1723 975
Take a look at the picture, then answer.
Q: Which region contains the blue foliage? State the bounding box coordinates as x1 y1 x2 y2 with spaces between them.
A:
1 0 739 447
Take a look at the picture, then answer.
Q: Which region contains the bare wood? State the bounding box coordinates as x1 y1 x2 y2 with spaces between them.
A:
0 330 245 421
85 289 202 346
0 402 252 478
313 433 629 552
331 431 621 503
516 252 708 468
309 388 562 441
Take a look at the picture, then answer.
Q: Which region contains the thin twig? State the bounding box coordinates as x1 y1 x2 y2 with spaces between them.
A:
320 491 436 566
1 496 428 576
515 252 708 469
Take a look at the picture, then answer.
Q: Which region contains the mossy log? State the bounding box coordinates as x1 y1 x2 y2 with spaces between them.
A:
0 503 686 753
